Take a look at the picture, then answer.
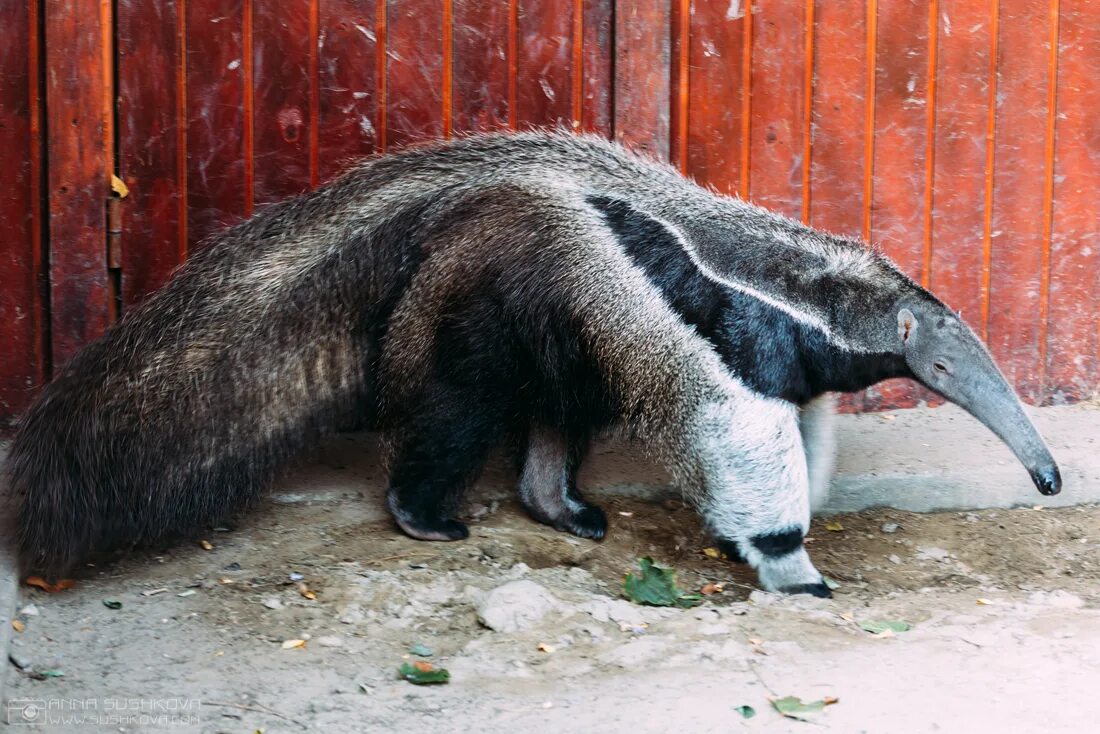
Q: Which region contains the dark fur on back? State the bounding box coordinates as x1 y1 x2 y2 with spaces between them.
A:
8 131 931 579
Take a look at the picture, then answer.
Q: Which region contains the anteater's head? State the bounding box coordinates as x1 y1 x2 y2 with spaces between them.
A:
895 302 1061 496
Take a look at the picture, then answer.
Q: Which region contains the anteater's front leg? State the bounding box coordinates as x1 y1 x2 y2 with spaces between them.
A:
688 390 831 597
518 426 607 540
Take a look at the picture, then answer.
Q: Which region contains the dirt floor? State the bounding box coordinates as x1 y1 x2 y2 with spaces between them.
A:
4 433 1100 733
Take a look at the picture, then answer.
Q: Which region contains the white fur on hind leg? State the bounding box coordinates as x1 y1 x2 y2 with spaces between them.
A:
800 394 836 514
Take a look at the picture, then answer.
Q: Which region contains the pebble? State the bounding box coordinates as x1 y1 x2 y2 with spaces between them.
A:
262 597 284 610
881 522 900 534
476 580 559 633
917 546 951 562
18 604 39 617
316 635 344 648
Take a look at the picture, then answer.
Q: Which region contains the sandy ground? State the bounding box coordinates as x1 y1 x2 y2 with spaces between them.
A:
4 422 1100 734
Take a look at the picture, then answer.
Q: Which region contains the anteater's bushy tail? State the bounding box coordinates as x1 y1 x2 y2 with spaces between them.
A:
7 172 431 579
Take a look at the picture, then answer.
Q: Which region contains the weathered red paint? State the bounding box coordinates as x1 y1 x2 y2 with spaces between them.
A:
2 0 1099 428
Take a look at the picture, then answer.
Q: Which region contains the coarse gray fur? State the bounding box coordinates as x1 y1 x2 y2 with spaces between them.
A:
7 131 1061 597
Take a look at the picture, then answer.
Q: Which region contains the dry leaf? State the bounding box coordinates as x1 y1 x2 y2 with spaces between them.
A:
297 582 316 600
748 638 764 645
618 511 634 517
281 639 306 649
110 174 130 198
823 697 839 705
413 661 434 673
700 582 724 595
702 547 720 559
536 642 555 653
200 540 214 551
11 620 25 633
25 576 74 593
879 414 896 421
824 521 844 532
976 598 992 606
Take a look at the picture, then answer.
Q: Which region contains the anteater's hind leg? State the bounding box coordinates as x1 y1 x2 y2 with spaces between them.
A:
519 426 607 540
386 380 507 542
800 394 837 514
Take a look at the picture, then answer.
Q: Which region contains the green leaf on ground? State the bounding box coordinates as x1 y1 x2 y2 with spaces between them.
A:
623 557 702 608
735 705 756 719
859 619 912 634
409 643 434 657
398 662 450 685
103 599 122 610
771 696 836 721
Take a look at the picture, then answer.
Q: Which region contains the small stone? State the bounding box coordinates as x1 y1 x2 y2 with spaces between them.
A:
316 635 343 648
262 597 284 610
881 522 900 534
888 554 902 565
476 580 559 633
18 604 39 617
917 546 951 562
338 604 366 625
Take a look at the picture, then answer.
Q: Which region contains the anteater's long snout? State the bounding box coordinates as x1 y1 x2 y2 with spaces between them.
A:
1030 465 1062 496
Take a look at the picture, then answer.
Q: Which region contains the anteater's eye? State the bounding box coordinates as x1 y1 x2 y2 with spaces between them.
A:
933 361 949 374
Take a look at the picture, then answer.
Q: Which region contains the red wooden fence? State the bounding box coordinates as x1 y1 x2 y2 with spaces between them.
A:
2 0 1098 429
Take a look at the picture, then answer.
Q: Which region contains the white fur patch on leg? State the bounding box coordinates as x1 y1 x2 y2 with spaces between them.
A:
800 394 836 514
689 383 826 593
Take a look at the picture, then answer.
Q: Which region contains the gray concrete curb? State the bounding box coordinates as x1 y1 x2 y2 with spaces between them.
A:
0 444 19 710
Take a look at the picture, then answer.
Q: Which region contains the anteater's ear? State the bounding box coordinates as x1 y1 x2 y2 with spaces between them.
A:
897 308 918 345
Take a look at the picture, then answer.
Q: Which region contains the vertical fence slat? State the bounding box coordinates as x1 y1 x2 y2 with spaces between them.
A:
515 0 574 128
1046 0 1099 403
613 0 669 159
747 0 805 217
253 0 314 205
385 0 444 147
317 0 379 180
44 0 112 367
453 0 510 132
580 0 611 135
928 0 992 327
809 0 865 237
987 0 1054 402
0 0 46 427
685 0 744 195
118 0 185 306
185 0 249 245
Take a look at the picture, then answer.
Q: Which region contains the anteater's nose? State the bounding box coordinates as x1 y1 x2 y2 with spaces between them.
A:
1030 466 1062 496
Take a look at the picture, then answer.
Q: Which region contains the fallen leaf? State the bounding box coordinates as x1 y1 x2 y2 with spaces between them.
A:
771 695 837 721
976 598 993 606
25 577 74 593
700 582 724 595
838 611 855 623
748 638 764 646
103 599 122 610
536 642 555 653
110 174 129 198
618 511 634 517
398 661 450 685
36 669 65 679
823 577 840 591
176 590 196 598
297 582 316 600
141 588 169 597
200 540 214 551
623 557 702 608
735 705 756 719
281 639 306 649
409 643 433 657
702 547 721 559
860 620 912 635
879 414 896 421
11 620 24 633
824 521 844 532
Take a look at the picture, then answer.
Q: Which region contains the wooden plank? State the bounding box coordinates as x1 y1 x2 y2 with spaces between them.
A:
613 0 669 159
747 0 805 217
580 0 611 135
928 0 992 334
685 0 746 194
809 0 866 237
385 0 444 147
317 0 380 180
515 0 574 129
0 0 47 427
253 0 314 205
44 0 113 367
452 0 510 132
863 0 931 411
185 0 250 245
986 0 1053 403
1046 0 1099 403
117 0 185 306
